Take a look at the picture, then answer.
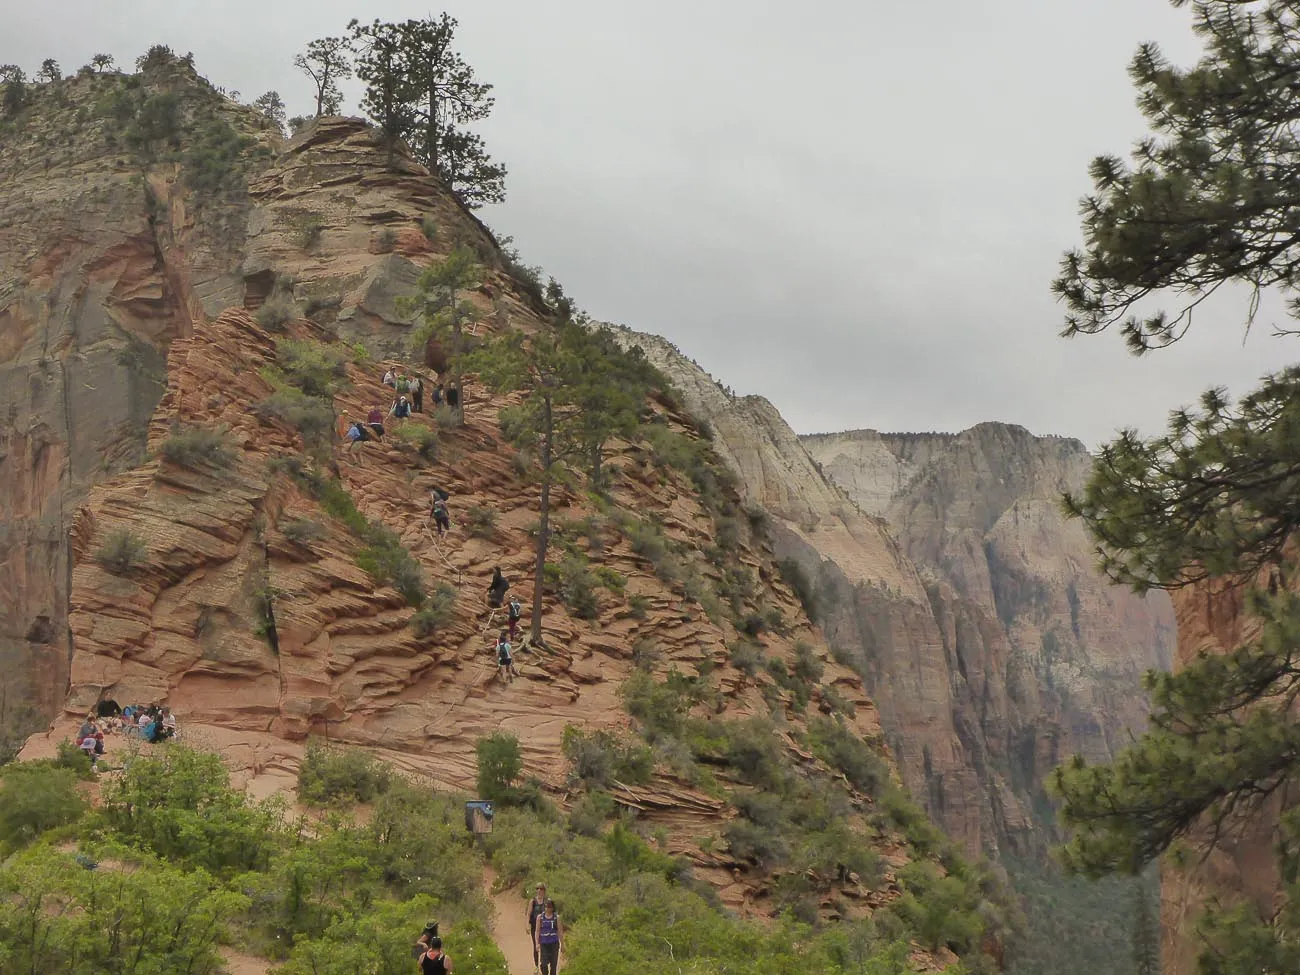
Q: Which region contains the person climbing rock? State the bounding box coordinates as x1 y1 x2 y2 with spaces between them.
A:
383 368 396 387
411 374 424 412
346 420 372 444
487 567 509 609
432 496 451 536
507 597 522 641
496 630 518 683
526 883 548 972
418 936 453 975
390 395 412 419
534 899 562 975
366 406 386 439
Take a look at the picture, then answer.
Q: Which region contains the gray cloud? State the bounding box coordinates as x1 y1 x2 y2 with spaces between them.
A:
6 0 1288 447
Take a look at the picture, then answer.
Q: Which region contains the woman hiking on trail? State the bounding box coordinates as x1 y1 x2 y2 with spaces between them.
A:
534 899 562 975
419 935 453 974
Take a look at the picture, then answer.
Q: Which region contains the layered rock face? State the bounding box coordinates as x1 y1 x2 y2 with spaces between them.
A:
9 67 952 929
804 427 1174 840
611 331 1175 858
0 63 276 733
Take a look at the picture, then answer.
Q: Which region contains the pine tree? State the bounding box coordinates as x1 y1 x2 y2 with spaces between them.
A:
402 245 482 426
293 37 352 117
1050 3 1300 971
348 15 505 207
252 91 287 133
1 65 27 118
90 54 115 73
37 59 60 83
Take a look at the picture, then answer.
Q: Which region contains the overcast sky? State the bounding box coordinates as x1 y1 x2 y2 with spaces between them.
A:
6 1 1290 447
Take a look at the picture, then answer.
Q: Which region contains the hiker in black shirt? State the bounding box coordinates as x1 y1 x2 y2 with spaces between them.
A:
526 883 548 972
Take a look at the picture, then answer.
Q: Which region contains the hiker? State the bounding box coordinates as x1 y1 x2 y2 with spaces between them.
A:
534 899 562 975
395 372 409 396
366 407 386 439
390 395 412 420
431 383 445 407
411 375 424 412
413 921 440 960
383 368 396 387
79 732 99 768
160 708 177 740
432 496 451 536
526 883 548 972
496 630 518 683
507 597 522 641
418 935 453 975
446 383 459 408
346 421 372 444
487 567 509 608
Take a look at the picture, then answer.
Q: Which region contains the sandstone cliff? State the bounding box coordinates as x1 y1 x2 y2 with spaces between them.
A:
608 331 1175 860
2 63 984 956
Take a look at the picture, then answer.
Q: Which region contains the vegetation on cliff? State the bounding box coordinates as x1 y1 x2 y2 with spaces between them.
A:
1052 2 1300 971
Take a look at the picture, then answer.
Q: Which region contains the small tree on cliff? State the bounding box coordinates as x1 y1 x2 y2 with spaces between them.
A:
1 65 27 118
293 36 352 117
402 244 482 426
252 91 287 133
348 18 417 160
37 59 60 83
1050 3 1300 971
90 54 115 73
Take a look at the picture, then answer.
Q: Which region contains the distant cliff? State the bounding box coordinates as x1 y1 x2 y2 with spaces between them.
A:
613 330 1175 858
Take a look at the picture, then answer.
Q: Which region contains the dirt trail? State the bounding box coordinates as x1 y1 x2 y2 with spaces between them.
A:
484 867 537 975
221 949 271 975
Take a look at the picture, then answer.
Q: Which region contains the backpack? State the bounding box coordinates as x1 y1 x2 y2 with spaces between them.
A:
508 599 521 620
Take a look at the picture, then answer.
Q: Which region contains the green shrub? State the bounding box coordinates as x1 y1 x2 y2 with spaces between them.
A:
281 517 326 546
568 790 616 837
628 594 650 620
621 669 703 743
254 388 335 447
631 637 660 670
792 640 825 685
724 817 789 867
55 739 95 776
808 717 891 795
0 763 87 853
728 640 764 676
256 292 295 331
375 227 397 252
160 426 234 469
778 557 820 621
276 339 349 398
476 732 522 803
390 423 438 463
410 583 457 638
465 504 497 538
562 726 654 788
297 739 393 806
95 527 148 574
548 555 600 619
357 526 425 607
894 861 985 953
592 566 626 593
420 215 437 242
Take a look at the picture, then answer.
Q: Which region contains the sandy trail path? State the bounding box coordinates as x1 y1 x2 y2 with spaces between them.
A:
485 867 537 975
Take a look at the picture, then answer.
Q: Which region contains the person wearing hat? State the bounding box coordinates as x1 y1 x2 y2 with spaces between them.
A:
526 883 548 973
419 934 453 974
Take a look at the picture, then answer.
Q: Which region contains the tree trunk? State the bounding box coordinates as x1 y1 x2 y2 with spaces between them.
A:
451 308 463 426
590 442 603 492
426 85 438 174
530 392 553 646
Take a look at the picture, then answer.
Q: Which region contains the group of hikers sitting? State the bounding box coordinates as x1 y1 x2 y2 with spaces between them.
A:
76 702 178 767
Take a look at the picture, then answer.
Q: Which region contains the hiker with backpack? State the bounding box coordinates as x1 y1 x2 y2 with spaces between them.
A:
496 630 518 683
534 899 563 975
431 383 445 407
487 567 509 609
507 597 522 641
432 496 451 537
390 395 412 420
383 368 396 387
366 406 386 439
411 375 424 412
526 883 548 972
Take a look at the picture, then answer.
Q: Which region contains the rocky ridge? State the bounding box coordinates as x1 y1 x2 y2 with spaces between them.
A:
2 63 985 957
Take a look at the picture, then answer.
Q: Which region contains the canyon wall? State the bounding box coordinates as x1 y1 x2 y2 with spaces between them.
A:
612 331 1175 858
